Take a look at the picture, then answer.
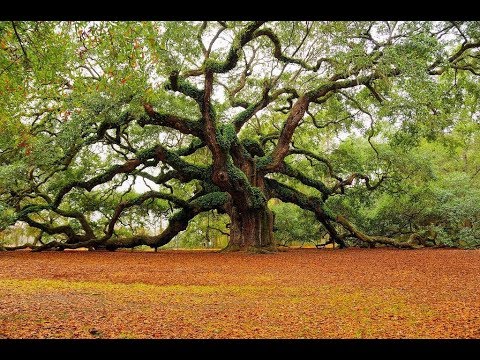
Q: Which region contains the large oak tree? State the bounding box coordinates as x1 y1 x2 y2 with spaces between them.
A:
1 21 479 251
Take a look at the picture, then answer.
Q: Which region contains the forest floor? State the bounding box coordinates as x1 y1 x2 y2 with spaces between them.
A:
0 248 479 338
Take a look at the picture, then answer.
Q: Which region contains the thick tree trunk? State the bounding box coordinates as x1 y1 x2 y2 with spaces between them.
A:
225 206 275 252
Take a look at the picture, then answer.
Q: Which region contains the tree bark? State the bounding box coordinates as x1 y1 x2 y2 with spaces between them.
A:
224 206 275 252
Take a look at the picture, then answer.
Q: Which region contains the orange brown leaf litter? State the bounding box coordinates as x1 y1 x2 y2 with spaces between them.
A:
0 248 479 339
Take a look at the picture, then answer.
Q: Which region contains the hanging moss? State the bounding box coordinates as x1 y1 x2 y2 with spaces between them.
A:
169 209 189 222
204 58 228 73
241 138 265 157
176 138 204 156
190 192 229 210
203 181 221 193
164 150 209 180
217 123 237 150
136 147 157 162
226 157 249 185
249 187 267 209
16 204 51 219
165 77 203 103
233 103 256 127
255 155 273 170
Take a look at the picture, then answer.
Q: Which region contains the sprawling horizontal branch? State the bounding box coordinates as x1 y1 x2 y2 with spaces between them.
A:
12 192 231 252
287 149 386 195
265 178 345 247
335 215 417 249
165 70 205 105
52 158 143 208
101 190 191 242
232 88 299 132
331 172 386 194
10 143 209 228
14 190 187 248
9 134 214 249
23 215 90 243
140 104 204 138
266 178 416 249
277 162 331 200
253 28 331 72
288 149 342 181
204 21 265 74
1 243 34 251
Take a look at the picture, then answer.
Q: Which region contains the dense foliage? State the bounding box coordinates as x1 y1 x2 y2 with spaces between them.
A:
1 21 479 250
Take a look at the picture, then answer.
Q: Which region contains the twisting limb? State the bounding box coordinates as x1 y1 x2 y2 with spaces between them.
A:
204 21 265 73
1 190 221 252
286 148 386 195
266 178 416 249
100 190 191 242
265 178 346 247
11 21 29 63
331 172 386 194
277 162 331 200
288 148 342 182
253 28 333 72
140 105 204 138
335 215 418 249
232 88 299 132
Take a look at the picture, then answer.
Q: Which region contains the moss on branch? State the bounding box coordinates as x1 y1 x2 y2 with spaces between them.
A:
241 138 265 157
189 192 229 211
216 123 237 151
203 21 265 74
281 163 332 200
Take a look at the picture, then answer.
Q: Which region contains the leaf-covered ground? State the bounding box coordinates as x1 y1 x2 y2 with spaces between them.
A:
0 248 479 338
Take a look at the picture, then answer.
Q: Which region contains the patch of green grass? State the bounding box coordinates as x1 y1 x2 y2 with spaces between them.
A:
0 278 438 339
117 331 138 339
0 278 221 295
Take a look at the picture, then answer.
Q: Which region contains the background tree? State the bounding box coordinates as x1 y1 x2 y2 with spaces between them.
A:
327 117 480 248
1 21 479 251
